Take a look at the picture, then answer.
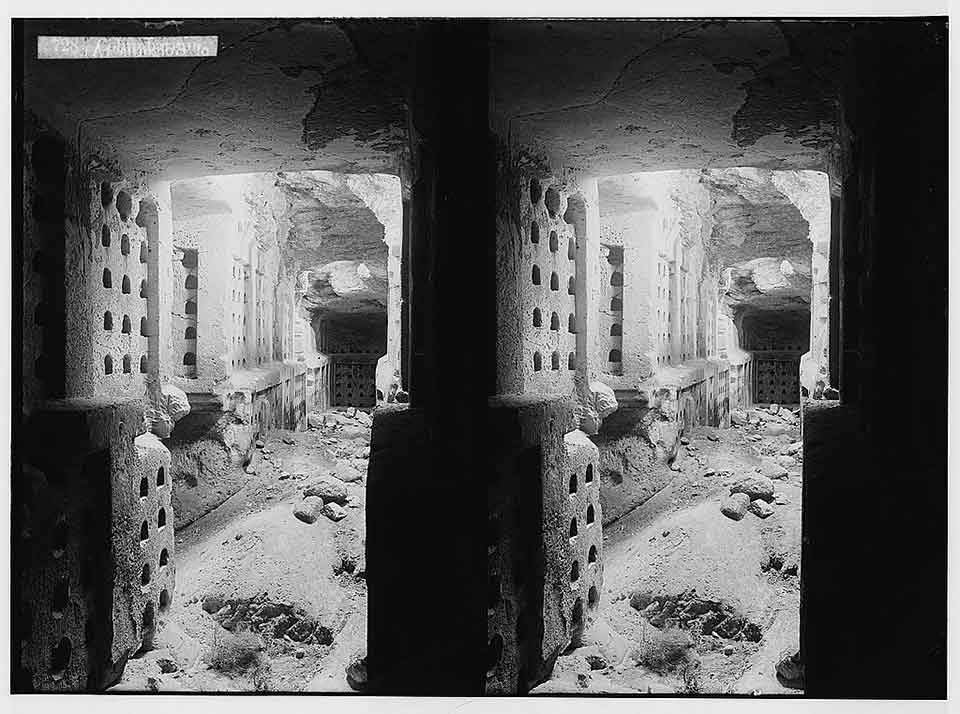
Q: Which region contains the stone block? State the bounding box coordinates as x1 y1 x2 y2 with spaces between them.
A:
13 399 173 692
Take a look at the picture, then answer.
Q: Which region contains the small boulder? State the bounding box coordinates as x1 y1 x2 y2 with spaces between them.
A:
759 459 789 481
322 502 348 522
161 384 191 422
769 403 780 415
776 648 804 688
749 499 774 519
590 380 619 419
721 493 751 521
303 476 348 505
775 455 796 469
307 413 325 429
294 496 325 524
706 433 720 442
332 462 364 483
765 424 791 437
346 655 368 691
730 475 775 502
730 410 748 426
255 439 265 449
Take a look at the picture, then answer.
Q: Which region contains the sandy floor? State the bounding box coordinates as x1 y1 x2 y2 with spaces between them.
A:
114 406 802 695
534 408 804 695
112 412 371 693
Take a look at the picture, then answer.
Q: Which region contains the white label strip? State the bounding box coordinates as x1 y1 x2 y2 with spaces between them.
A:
37 36 218 59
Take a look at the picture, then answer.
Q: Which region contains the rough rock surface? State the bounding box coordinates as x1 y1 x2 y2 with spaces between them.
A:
303 477 349 506
721 493 751 521
162 384 191 422
730 475 775 503
749 499 775 519
294 496 325 524
591 380 619 419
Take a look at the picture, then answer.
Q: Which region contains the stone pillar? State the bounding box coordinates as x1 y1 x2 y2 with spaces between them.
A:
196 221 233 385
619 210 659 383
668 253 681 364
151 182 173 387
578 180 601 386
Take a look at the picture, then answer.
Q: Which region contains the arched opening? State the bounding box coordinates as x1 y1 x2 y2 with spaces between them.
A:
529 177 542 205
586 504 595 525
158 507 166 529
102 268 111 288
122 354 131 373
550 312 560 331
569 473 578 494
608 349 621 362
116 190 132 221
121 315 131 334
183 352 196 366
610 323 622 336
185 274 198 290
103 354 113 375
533 351 542 371
545 186 560 218
103 311 112 330
550 272 559 291
569 518 578 538
532 308 542 327
530 221 540 244
121 275 131 294
531 265 541 285
120 234 130 255
549 230 558 252
184 326 197 339
551 351 560 370
568 314 576 333
101 225 111 247
568 352 576 370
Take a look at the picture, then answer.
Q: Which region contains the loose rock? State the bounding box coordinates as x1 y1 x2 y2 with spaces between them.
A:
294 496 325 524
748 499 774 519
721 493 751 521
759 459 789 481
776 648 804 688
730 475 775 502
322 502 347 522
303 476 348 505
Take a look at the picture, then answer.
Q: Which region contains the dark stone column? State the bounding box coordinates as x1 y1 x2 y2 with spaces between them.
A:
366 20 493 694
802 19 946 698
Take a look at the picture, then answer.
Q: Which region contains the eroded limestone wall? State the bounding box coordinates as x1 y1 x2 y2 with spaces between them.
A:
17 121 177 691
